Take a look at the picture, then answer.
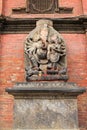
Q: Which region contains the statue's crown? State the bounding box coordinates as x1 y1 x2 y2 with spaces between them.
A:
36 19 53 27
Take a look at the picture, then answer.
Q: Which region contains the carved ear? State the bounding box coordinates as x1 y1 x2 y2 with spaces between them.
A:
57 37 63 44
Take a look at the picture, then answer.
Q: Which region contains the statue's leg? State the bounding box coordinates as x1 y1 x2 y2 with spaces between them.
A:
29 55 39 70
53 62 57 70
47 61 52 69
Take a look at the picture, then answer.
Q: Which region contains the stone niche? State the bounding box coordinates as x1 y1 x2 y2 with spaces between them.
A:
6 82 86 130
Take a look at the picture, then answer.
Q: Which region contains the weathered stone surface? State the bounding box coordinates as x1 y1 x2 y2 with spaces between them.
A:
14 98 78 129
6 81 86 130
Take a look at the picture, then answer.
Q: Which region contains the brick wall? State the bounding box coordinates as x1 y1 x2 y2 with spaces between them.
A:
0 0 87 130
0 34 26 129
0 0 3 16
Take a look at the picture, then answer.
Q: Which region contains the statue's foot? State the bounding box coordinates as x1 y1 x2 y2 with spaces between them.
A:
47 63 52 69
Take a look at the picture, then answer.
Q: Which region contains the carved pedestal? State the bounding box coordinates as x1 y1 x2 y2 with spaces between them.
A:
6 82 86 130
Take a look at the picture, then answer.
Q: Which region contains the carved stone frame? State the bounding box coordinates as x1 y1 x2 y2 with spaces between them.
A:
26 0 59 13
12 0 73 14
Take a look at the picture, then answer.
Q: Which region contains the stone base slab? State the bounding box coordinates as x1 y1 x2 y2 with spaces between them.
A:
13 98 79 129
6 81 86 130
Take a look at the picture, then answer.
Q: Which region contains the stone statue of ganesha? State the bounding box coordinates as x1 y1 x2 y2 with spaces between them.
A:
24 19 68 81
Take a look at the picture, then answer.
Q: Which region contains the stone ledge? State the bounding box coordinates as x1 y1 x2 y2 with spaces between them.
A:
6 81 86 97
0 15 87 34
